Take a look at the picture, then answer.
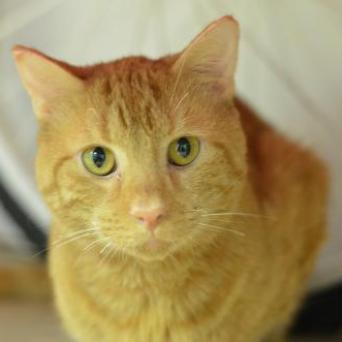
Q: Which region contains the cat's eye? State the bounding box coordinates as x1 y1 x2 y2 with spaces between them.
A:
82 146 116 176
168 136 200 166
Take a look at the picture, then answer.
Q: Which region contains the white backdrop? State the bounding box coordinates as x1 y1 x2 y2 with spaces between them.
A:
0 0 341 289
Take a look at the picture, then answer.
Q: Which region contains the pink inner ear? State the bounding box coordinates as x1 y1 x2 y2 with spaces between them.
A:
191 57 228 81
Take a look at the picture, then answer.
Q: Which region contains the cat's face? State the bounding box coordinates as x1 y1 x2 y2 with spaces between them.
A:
14 17 247 261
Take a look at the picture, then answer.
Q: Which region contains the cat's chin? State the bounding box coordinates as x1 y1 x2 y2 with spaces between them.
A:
129 238 174 262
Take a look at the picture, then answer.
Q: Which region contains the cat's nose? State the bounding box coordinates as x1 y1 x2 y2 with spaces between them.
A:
130 205 164 232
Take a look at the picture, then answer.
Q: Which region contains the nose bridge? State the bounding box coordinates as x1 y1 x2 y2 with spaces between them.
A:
127 164 166 231
122 134 167 221
130 168 164 206
129 138 163 195
124 142 164 199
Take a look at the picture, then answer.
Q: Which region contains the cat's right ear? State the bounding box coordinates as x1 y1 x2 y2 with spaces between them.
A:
172 16 239 99
12 46 84 120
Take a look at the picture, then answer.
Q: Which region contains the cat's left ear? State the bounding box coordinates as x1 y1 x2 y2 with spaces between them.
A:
12 45 84 120
172 16 239 99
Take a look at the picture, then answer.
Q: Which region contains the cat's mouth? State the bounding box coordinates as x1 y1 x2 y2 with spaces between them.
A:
140 236 169 252
131 236 173 260
144 236 166 251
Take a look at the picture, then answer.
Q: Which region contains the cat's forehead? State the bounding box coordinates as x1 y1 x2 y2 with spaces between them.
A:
82 56 226 147
94 57 172 102
88 57 176 137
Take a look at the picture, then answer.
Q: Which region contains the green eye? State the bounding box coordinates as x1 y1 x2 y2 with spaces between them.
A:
168 136 200 166
82 146 116 176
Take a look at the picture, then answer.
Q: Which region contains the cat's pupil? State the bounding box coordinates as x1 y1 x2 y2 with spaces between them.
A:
92 147 106 168
177 138 191 158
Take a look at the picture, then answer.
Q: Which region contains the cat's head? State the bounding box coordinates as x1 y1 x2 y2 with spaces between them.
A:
13 16 247 261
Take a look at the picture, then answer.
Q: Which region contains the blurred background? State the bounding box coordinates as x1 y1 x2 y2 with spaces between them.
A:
0 0 341 341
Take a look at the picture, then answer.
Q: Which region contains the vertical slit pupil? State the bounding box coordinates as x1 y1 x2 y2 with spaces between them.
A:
177 138 191 158
92 147 106 168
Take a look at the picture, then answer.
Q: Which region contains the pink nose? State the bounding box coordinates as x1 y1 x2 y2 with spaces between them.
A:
130 206 164 232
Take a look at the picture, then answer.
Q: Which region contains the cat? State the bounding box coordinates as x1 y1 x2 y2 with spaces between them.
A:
13 16 328 342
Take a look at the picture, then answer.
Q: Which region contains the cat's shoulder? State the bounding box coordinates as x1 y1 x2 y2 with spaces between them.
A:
235 98 328 201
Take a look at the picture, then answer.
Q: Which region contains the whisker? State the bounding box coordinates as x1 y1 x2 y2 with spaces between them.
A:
74 237 111 267
100 241 112 255
98 241 114 267
49 232 96 250
82 238 108 252
198 222 245 237
193 210 274 220
168 56 187 109
102 243 116 265
50 228 99 247
173 91 190 113
31 229 99 258
204 218 238 224
55 227 100 239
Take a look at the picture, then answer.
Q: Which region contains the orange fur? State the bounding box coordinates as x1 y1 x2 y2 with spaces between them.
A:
13 16 328 341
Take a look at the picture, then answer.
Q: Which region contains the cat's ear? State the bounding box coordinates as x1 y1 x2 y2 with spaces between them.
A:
12 45 84 120
172 16 239 99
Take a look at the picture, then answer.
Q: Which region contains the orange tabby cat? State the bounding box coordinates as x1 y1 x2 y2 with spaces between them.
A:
13 16 328 341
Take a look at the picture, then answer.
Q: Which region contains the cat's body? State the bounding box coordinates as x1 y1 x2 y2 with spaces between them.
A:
13 17 328 341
